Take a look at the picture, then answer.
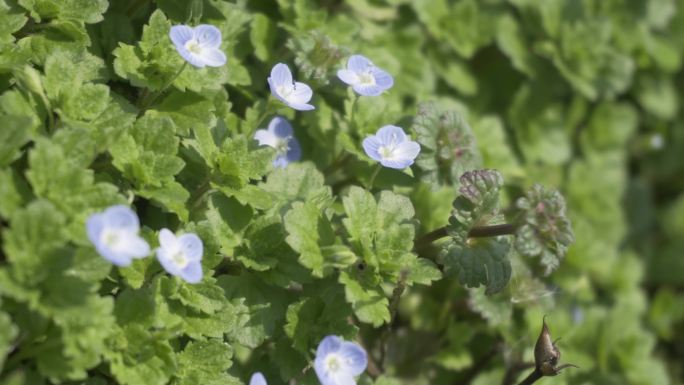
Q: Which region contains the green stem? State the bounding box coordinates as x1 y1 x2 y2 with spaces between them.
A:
4 338 61 372
378 271 408 369
367 164 382 190
348 93 359 130
138 62 188 115
324 153 352 174
252 98 278 135
188 177 212 210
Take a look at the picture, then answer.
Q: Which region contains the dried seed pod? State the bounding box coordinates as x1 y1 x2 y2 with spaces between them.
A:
533 316 577 376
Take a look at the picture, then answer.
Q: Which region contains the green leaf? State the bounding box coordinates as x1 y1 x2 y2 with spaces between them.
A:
27 137 123 237
235 214 285 271
217 274 290 348
338 270 390 327
285 202 354 276
43 49 105 101
212 135 273 209
635 74 679 120
151 91 216 137
0 310 18 370
442 170 512 293
260 162 333 210
341 186 378 265
442 237 511 295
60 83 110 122
0 168 29 219
496 14 537 76
106 325 177 385
18 0 108 23
0 114 32 167
514 184 574 274
250 13 276 62
0 0 27 45
414 102 482 188
447 169 505 238
284 292 356 355
287 30 348 86
2 199 67 284
174 339 237 385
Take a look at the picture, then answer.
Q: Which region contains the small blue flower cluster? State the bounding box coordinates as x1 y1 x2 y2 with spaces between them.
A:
87 205 204 284
250 335 367 385
170 24 420 170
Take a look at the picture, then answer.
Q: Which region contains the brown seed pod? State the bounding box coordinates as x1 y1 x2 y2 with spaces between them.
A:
533 316 578 376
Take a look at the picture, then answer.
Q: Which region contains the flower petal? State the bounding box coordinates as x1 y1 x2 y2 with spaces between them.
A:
337 69 359 86
97 247 133 267
269 116 293 138
117 232 151 259
86 213 105 245
270 63 293 87
103 205 140 231
158 228 177 250
316 335 342 358
285 137 302 163
338 341 368 376
169 25 193 47
180 261 203 284
194 24 222 48
179 50 209 68
348 54 372 73
393 141 421 162
249 372 268 385
178 233 203 261
371 67 393 90
331 372 356 385
376 125 407 146
289 82 313 104
352 83 384 97
254 129 280 148
287 102 315 111
268 77 288 104
362 136 383 162
198 48 227 67
380 157 414 169
156 245 182 276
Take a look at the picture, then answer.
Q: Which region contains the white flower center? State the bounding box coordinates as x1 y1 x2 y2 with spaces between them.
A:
378 145 396 159
324 353 343 373
185 40 203 54
170 250 189 269
358 70 376 86
274 138 290 155
276 84 294 99
100 228 127 251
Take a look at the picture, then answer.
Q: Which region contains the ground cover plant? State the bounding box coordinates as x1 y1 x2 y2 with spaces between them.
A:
1 0 683 384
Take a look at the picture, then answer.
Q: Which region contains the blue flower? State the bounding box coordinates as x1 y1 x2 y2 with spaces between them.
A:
86 205 151 266
362 125 421 169
337 55 394 96
249 372 267 385
254 116 302 168
268 63 315 111
314 335 367 385
155 228 204 284
169 24 227 68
